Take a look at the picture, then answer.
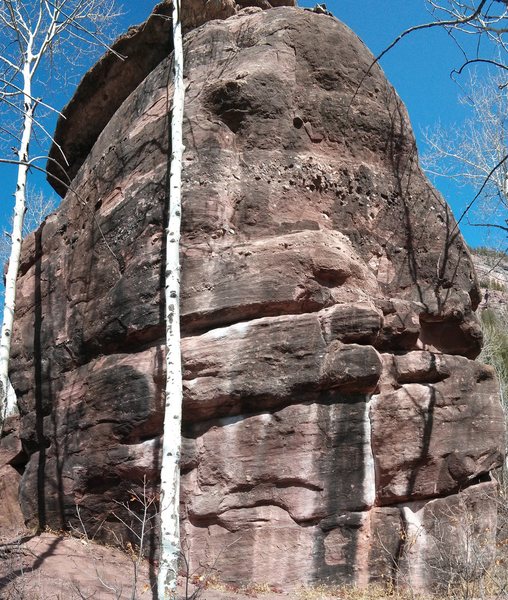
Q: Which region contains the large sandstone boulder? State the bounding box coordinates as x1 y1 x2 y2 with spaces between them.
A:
5 4 504 591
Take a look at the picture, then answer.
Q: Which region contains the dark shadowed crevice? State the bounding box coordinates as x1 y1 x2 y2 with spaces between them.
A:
8 448 29 476
311 392 371 584
34 226 47 531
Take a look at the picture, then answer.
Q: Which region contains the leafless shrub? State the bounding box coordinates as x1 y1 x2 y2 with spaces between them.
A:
71 477 158 599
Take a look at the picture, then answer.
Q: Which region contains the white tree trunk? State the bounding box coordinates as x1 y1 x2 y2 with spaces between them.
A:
158 0 184 598
0 57 33 426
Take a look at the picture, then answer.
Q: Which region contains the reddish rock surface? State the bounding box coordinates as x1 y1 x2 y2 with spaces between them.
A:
3 4 504 593
0 532 154 599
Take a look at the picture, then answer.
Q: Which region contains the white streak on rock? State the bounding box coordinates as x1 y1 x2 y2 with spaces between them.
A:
401 504 427 589
362 396 376 508
206 320 251 340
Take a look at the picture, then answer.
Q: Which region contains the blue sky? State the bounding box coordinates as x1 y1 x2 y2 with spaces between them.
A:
0 1 503 249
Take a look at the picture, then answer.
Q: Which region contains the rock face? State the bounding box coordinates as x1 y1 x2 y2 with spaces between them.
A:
5 5 505 591
0 532 154 599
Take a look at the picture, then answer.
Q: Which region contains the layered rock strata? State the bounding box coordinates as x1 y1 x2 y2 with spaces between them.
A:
5 5 505 590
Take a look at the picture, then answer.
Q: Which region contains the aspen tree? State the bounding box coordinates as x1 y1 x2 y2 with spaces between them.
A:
423 71 508 242
158 0 184 597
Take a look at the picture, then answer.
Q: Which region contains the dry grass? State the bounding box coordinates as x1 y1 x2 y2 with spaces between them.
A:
205 575 285 596
205 579 432 599
295 584 429 600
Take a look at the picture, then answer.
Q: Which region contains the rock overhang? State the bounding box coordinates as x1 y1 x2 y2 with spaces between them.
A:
46 0 296 197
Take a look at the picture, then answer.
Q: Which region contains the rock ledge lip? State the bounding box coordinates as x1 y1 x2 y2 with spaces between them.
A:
46 1 173 197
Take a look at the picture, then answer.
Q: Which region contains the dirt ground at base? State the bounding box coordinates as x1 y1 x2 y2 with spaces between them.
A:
0 531 318 600
0 530 486 600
